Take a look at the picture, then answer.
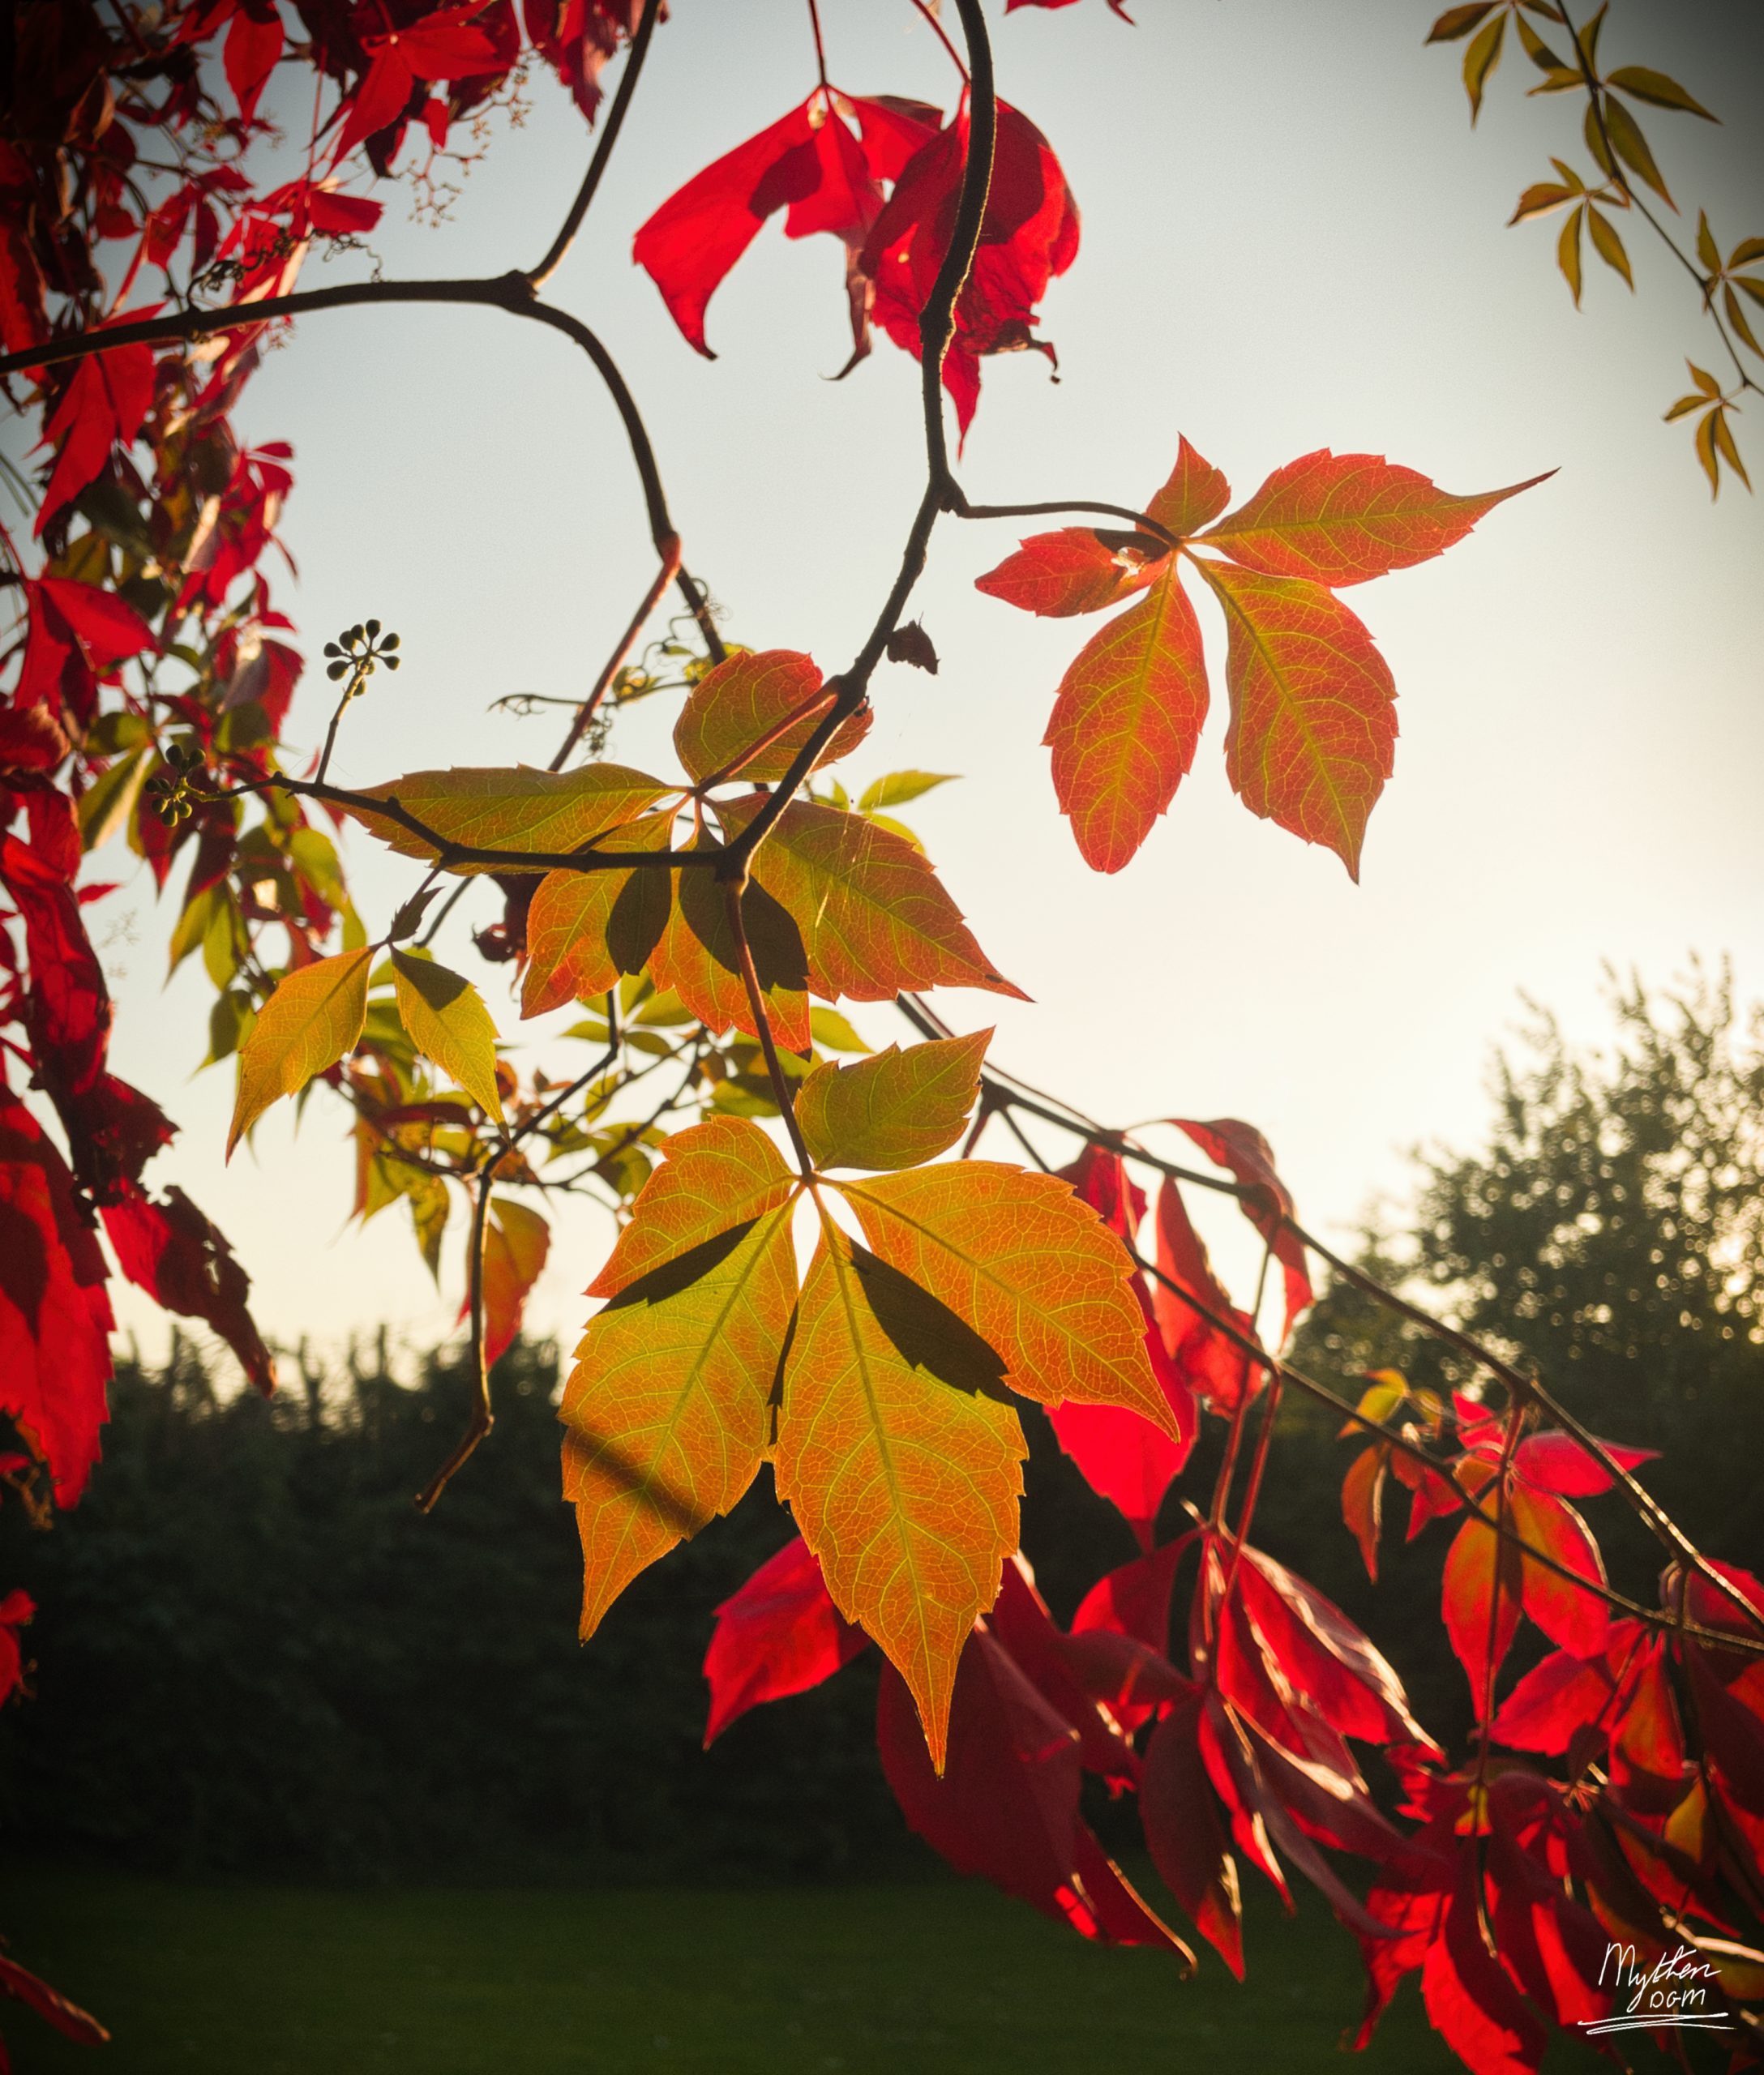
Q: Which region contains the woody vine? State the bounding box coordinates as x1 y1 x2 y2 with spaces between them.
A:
2 2 1762 2069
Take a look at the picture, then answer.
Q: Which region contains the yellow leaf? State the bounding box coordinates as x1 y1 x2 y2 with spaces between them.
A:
589 1115 799 1298
391 949 504 1122
798 1030 991 1173
229 948 371 1156
563 1198 794 1638
776 1212 1025 1770
345 763 672 874
837 1161 1180 1435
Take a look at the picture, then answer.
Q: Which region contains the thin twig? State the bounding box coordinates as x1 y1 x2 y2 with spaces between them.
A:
413 1170 495 1512
547 536 682 771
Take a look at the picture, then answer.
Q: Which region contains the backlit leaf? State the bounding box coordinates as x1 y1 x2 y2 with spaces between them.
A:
702 1537 867 1745
521 814 674 1019
345 764 672 873
1601 97 1672 207
588 1116 798 1298
776 1213 1026 1769
974 529 1157 618
857 771 958 813
1586 205 1632 286
1200 451 1550 586
1427 2 1497 41
673 649 867 785
1141 1684 1244 1976
838 1162 1180 1435
1509 1483 1609 1658
228 948 370 1155
1043 565 1210 875
1145 436 1231 539
1462 11 1505 121
797 1029 991 1171
741 798 1025 1003
1197 561 1397 880
479 1196 549 1367
649 836 812 1051
1442 1479 1524 1707
1558 203 1584 303
1342 1444 1387 1581
391 949 503 1122
1605 66 1715 120
563 1196 797 1640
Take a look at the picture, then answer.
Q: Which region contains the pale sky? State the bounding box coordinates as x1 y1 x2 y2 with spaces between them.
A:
74 0 1763 1376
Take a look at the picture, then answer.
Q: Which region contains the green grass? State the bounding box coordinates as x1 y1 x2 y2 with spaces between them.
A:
0 1862 1613 2074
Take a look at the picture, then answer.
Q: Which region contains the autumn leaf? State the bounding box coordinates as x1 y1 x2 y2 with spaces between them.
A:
391 949 503 1122
702 1536 867 1745
1508 1482 1609 1659
345 764 672 872
1194 559 1397 879
974 528 1158 618
228 948 371 1155
1043 564 1209 873
1168 1119 1312 1340
477 1196 550 1368
1141 1684 1244 1977
521 813 674 1019
796 1029 991 1172
649 838 812 1051
738 798 1025 1003
837 1162 1180 1436
589 1117 799 1297
1200 451 1550 586
775 1211 1026 1769
1145 436 1231 539
1442 1470 1524 1706
101 1181 274 1394
673 649 867 784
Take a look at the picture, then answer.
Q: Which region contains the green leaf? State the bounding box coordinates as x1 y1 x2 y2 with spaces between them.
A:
857 771 959 813
77 745 151 852
1604 66 1716 120
797 1030 991 1173
391 948 505 1122
229 948 372 1156
345 764 673 874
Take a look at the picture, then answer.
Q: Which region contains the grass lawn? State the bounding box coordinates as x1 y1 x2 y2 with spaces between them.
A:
0 1860 1616 2074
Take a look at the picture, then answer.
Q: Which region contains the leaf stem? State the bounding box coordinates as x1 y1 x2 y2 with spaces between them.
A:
723 876 814 1179
413 1169 495 1513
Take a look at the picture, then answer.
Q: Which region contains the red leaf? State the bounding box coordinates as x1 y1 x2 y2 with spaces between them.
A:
635 99 820 356
877 1635 1188 1958
101 1182 274 1393
987 1556 1140 1782
1150 1175 1257 1410
1071 1537 1186 1655
1141 1685 1244 1975
701 1534 866 1745
1443 1495 1524 1709
36 342 154 530
0 832 110 1099
36 578 155 672
1512 1429 1657 1497
0 1587 33 1707
0 1949 109 2048
846 95 944 182
1196 560 1398 881
974 528 1158 618
0 1092 114 1504
1201 451 1552 587
1508 1485 1608 1659
1342 1444 1386 1581
1043 566 1209 873
224 4 283 124
1170 1119 1312 1340
1490 1646 1612 1756
1419 1852 1548 2075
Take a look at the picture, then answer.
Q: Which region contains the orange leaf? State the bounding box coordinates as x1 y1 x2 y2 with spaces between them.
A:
1043 564 1209 874
775 1210 1026 1770
1201 451 1550 586
1509 1484 1610 1658
740 798 1025 1003
521 812 674 1019
672 649 868 784
587 1115 798 1299
479 1196 550 1367
1197 561 1396 879
1342 1444 1388 1583
649 836 811 1051
1442 1489 1523 1707
837 1162 1180 1436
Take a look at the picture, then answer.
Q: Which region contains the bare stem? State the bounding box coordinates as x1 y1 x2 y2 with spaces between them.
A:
413 1170 496 1512
527 0 664 289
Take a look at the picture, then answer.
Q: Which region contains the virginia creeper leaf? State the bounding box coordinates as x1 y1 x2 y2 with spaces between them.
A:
391 950 504 1123
346 764 671 873
1145 436 1231 540
1443 1483 1524 1708
228 948 370 1155
775 1214 1026 1769
101 1182 274 1394
1195 561 1397 880
796 1029 990 1172
974 529 1157 618
1043 565 1210 874
673 649 867 784
702 1536 867 1745
1201 452 1550 586
1508 1483 1609 1658
1141 1684 1244 1976
837 1162 1180 1436
520 814 674 1019
738 798 1025 1003
1169 1120 1313 1341
563 1192 797 1641
478 1197 550 1369
649 839 812 1052
589 1117 798 1298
